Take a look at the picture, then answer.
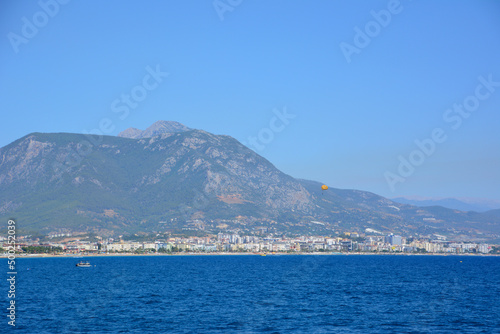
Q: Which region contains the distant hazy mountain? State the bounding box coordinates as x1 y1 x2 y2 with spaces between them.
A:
1 122 499 238
118 120 191 139
392 197 500 213
483 209 500 219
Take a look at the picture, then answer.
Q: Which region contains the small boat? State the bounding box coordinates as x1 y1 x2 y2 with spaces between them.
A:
76 261 91 267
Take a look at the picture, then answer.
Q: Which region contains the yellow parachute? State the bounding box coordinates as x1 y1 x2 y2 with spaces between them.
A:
321 185 328 191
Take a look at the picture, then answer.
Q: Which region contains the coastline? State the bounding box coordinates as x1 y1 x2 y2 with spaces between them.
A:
3 252 499 259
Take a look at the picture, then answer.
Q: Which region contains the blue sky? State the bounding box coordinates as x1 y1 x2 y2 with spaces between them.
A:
1 0 499 201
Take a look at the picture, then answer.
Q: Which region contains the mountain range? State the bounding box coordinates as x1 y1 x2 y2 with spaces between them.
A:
1 121 499 240
391 197 500 213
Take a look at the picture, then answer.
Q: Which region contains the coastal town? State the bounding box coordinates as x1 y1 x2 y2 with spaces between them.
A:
2 230 498 256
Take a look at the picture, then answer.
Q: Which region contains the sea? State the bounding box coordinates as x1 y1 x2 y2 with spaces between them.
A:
3 255 500 333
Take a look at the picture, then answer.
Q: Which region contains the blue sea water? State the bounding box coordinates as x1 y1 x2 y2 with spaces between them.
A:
3 255 500 333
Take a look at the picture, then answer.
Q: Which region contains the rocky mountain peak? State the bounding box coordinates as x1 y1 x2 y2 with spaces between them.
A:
118 121 191 139
117 127 143 139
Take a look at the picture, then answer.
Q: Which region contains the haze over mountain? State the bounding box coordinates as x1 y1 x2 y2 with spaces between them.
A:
1 121 499 240
392 197 500 213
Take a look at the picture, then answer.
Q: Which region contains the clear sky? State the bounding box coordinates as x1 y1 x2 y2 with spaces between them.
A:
1 0 499 201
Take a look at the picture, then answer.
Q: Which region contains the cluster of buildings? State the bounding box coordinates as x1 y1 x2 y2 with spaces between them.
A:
2 231 495 255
